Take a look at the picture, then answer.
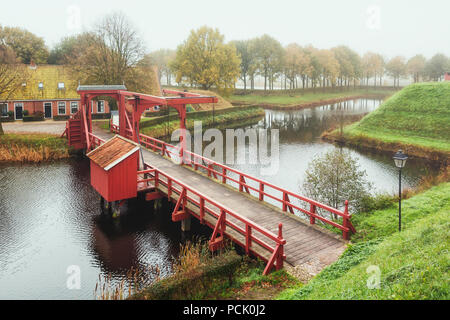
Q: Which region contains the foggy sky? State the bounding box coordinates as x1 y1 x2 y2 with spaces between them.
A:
0 0 449 59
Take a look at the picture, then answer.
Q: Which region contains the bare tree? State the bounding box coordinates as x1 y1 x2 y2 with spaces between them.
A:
70 12 146 90
0 45 28 135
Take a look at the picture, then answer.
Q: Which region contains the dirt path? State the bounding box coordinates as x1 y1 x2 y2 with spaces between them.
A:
2 121 66 135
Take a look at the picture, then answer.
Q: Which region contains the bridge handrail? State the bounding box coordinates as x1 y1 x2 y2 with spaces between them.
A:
183 149 349 215
90 132 285 273
109 125 354 240
142 163 286 248
92 131 286 247
138 159 286 272
88 133 105 149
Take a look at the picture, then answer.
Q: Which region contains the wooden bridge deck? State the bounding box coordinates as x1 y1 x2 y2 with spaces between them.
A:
94 128 346 273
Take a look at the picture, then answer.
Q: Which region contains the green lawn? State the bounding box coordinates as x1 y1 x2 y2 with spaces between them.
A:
332 83 450 154
278 182 450 300
99 106 265 139
230 89 396 106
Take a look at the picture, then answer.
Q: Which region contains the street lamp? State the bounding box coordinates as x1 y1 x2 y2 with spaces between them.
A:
393 150 408 232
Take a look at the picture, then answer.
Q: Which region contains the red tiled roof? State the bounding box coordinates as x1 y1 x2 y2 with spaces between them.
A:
86 135 140 171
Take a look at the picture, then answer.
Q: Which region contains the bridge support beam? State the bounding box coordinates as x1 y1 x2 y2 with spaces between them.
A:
181 216 191 232
209 210 226 251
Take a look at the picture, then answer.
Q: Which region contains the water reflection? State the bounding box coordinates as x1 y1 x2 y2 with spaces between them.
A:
261 99 381 143
0 160 210 299
193 99 439 195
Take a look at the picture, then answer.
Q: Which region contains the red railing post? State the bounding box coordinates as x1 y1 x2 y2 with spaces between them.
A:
222 168 227 184
282 192 287 212
310 204 316 225
245 224 252 254
276 223 284 270
154 171 159 188
199 198 205 224
221 209 226 232
167 178 172 199
239 175 244 192
259 182 264 201
342 200 350 240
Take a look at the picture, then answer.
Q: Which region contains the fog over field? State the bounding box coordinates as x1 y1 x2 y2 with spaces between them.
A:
0 0 449 58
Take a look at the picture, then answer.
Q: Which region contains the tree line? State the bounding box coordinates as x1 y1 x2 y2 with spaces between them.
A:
1 15 449 98
152 34 449 91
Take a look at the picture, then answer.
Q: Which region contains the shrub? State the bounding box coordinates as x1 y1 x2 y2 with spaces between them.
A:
22 109 29 116
92 113 111 120
23 111 45 122
302 148 373 216
53 115 70 121
34 111 44 118
359 193 396 214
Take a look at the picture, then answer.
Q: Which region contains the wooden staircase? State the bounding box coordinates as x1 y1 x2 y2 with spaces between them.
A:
64 108 88 150
68 118 86 150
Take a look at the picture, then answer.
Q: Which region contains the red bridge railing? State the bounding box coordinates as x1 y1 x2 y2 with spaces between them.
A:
110 122 355 240
136 165 286 275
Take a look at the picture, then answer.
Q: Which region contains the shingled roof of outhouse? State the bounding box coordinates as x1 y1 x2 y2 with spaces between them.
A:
86 135 140 171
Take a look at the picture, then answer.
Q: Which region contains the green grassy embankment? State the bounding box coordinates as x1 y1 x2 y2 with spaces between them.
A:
277 182 450 300
122 242 299 301
323 83 450 162
0 133 71 162
230 88 396 109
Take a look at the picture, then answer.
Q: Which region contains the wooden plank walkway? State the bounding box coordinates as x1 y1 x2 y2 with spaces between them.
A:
93 127 347 274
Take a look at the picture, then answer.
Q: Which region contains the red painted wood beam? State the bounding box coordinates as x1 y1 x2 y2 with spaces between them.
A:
118 91 167 105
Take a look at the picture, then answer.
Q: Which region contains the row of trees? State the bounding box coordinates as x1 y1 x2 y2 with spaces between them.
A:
148 33 449 91
1 13 156 94
1 18 449 95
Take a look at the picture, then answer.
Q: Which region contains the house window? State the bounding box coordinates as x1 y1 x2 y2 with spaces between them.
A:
38 82 44 90
58 82 65 90
0 103 8 117
70 101 79 114
58 102 66 115
97 101 105 113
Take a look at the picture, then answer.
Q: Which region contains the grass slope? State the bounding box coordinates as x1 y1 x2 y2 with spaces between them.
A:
0 133 70 162
141 107 265 138
335 83 450 155
230 89 395 106
278 182 450 300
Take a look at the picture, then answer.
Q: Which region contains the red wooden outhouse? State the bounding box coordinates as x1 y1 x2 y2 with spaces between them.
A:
87 135 140 203
445 72 450 81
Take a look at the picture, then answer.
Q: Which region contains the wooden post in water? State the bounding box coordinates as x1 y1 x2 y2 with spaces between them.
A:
181 216 191 232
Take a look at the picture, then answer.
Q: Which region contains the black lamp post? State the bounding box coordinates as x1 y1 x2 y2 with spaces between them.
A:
393 150 408 232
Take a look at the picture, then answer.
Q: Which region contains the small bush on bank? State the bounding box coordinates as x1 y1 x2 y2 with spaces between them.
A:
302 148 373 216
129 241 242 300
359 193 396 214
